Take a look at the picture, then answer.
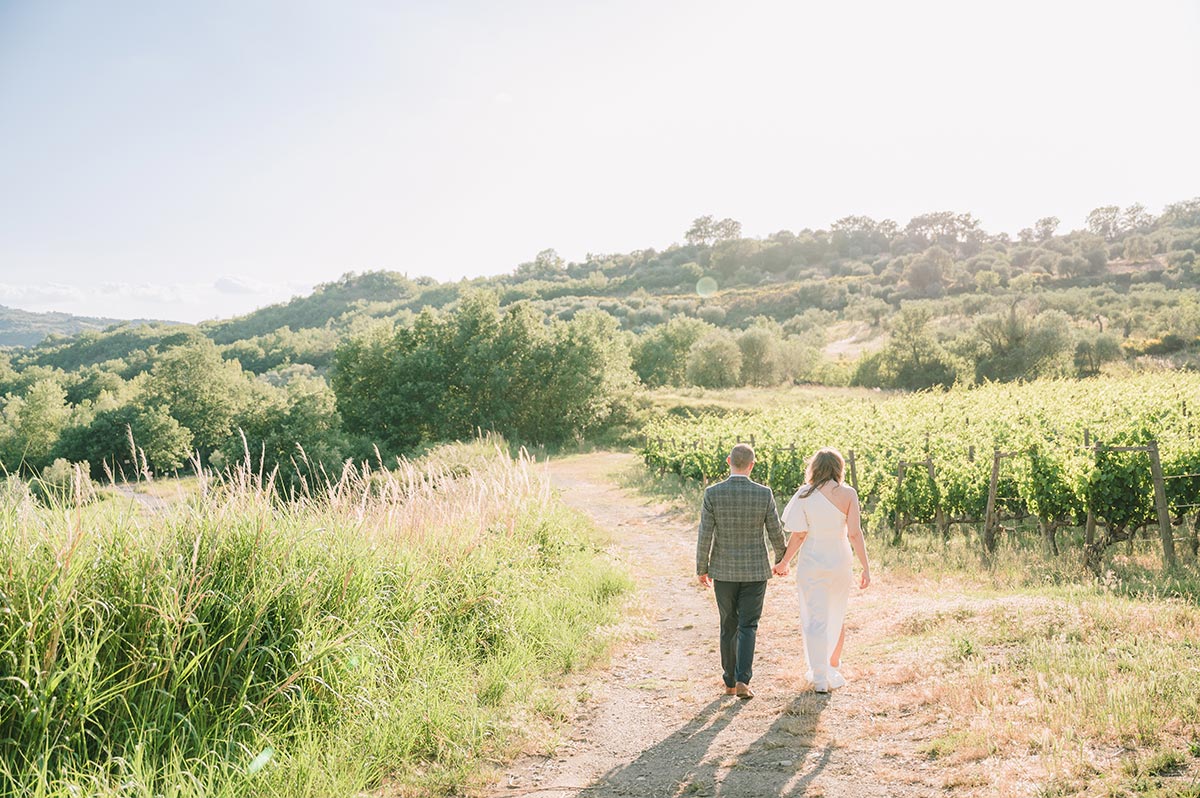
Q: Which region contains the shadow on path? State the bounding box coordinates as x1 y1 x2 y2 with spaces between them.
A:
577 698 744 797
713 695 831 797
578 694 829 798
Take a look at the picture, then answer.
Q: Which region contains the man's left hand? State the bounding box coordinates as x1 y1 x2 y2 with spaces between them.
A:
697 574 712 588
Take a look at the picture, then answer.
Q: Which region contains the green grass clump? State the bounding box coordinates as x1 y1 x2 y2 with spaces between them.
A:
0 440 629 796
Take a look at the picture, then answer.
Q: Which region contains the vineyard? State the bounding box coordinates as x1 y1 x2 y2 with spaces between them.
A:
642 374 1200 570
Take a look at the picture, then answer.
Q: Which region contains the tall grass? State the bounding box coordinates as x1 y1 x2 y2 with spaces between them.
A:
0 439 629 796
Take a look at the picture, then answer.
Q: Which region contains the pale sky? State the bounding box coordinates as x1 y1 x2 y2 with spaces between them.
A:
1 1 1197 323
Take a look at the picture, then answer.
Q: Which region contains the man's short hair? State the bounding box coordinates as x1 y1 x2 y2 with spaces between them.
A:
730 443 755 470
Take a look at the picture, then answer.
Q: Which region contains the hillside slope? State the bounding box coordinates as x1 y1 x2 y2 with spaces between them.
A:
0 304 176 347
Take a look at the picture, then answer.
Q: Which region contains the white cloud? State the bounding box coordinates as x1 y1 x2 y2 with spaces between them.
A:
0 279 308 324
0 282 86 307
97 282 185 302
214 276 261 295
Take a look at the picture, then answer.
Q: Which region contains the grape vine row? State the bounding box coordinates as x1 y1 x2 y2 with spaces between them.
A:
642 375 1200 557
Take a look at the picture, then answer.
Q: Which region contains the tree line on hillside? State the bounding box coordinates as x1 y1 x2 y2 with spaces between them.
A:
0 295 637 491
1 198 1198 491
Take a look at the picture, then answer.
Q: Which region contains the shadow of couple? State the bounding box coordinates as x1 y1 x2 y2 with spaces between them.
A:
578 692 832 797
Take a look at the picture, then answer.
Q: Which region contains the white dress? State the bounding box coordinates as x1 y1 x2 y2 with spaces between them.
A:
781 484 853 689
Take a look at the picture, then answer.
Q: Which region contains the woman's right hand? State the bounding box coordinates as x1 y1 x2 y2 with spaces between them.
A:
859 570 871 589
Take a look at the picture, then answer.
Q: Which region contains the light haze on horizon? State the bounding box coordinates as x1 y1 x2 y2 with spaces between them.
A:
1 0 1197 324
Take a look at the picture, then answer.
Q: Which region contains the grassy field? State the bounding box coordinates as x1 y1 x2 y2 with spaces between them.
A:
0 439 630 797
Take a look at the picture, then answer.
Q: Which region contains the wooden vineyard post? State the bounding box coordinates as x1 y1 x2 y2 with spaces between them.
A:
893 461 907 545
1147 440 1178 569
984 449 1001 555
846 449 865 533
926 458 948 541
1084 438 1096 549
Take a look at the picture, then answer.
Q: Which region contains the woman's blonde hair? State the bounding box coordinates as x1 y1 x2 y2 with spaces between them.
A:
799 447 845 497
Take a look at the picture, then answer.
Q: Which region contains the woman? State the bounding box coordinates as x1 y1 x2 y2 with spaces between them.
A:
773 447 871 693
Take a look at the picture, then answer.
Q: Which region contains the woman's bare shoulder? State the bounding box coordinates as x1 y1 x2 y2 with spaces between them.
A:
831 483 858 510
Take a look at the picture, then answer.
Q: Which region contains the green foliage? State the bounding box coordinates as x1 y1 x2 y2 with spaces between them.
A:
0 378 72 470
632 317 713 387
737 325 784 386
332 292 637 450
642 374 1200 559
684 331 742 388
853 307 956 390
3 196 1200 488
204 271 417 345
143 340 251 457
55 402 193 479
218 377 347 493
969 306 1072 382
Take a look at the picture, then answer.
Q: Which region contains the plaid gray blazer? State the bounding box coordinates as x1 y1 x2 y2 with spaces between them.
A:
696 475 787 582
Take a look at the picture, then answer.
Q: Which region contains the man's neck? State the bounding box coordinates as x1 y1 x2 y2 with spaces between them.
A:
729 472 752 478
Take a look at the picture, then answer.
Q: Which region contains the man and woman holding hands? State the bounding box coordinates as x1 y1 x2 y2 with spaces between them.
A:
696 443 871 697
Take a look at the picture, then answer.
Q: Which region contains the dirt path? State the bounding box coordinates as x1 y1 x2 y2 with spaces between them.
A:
109 483 171 513
487 452 950 798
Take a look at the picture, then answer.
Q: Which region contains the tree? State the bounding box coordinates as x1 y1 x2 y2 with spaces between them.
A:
830 216 894 258
1055 254 1090 278
632 317 713 387
1078 234 1109 273
55 402 193 479
685 215 716 246
331 292 637 449
1086 205 1122 241
1123 234 1154 263
876 307 957 390
901 212 983 257
1034 217 1060 242
713 218 742 241
975 270 1001 291
516 248 567 280
1161 197 1200 228
1122 203 1155 232
535 310 638 443
0 379 71 470
685 216 741 246
1073 333 1122 377
685 332 743 388
971 306 1071 382
737 326 784 386
143 340 249 458
903 246 951 297
219 377 347 492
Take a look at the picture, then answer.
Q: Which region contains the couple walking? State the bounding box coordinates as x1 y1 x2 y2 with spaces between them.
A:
696 443 871 697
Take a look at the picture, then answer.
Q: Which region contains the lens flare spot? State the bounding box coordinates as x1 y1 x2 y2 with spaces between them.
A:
696 276 718 297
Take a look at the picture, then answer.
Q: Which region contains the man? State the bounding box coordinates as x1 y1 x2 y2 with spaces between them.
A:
696 443 787 699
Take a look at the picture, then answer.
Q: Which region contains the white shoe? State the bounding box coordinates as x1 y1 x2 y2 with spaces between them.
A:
813 681 830 694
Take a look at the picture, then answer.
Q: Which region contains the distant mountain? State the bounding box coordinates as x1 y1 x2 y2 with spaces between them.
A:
0 305 179 347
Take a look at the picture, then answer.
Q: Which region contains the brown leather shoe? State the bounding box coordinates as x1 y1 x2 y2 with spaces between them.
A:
724 685 737 696
735 682 754 699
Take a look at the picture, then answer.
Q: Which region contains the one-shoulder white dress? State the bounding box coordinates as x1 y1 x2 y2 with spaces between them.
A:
781 485 853 689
